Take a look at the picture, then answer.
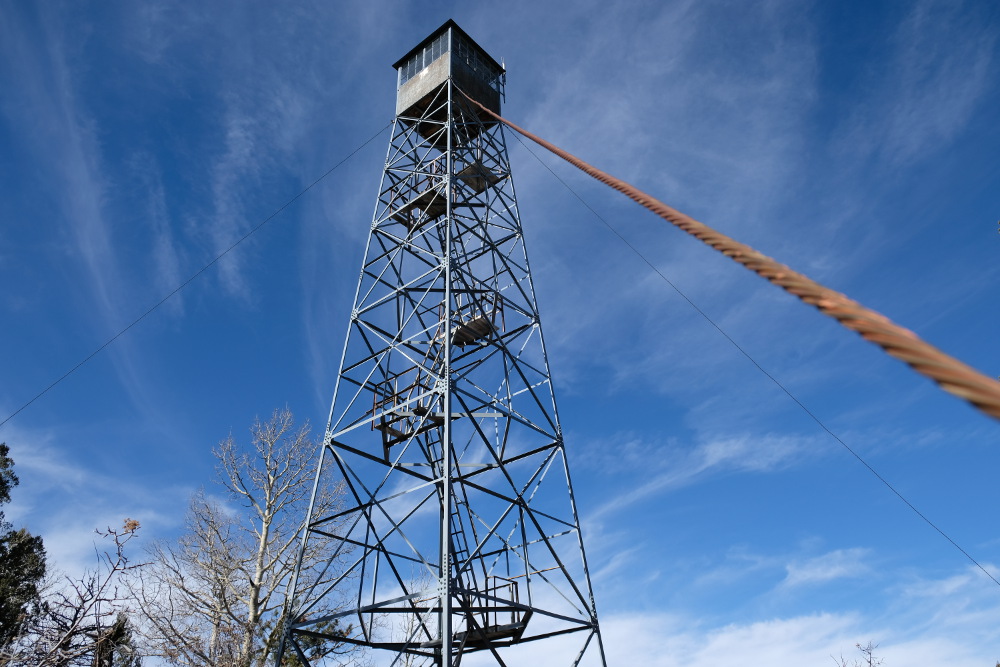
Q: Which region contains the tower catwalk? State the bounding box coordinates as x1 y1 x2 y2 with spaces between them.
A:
279 20 606 666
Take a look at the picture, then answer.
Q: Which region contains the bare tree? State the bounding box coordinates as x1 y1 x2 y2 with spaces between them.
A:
833 641 884 667
0 519 143 667
390 569 437 667
129 408 358 667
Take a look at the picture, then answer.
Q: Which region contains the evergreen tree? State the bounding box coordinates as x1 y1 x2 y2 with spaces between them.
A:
0 442 47 647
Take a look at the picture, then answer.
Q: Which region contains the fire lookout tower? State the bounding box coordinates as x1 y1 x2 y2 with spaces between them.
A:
279 20 606 666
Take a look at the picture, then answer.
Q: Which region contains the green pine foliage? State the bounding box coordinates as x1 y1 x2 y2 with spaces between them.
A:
0 442 47 647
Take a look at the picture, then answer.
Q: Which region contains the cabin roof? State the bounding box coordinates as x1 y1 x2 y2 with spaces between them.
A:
391 19 503 73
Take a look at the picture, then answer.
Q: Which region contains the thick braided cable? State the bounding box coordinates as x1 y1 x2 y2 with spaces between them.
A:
460 90 1000 421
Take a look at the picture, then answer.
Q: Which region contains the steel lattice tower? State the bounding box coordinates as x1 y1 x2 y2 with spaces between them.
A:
280 21 606 666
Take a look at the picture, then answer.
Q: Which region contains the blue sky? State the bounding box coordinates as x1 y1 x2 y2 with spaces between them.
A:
2 0 999 664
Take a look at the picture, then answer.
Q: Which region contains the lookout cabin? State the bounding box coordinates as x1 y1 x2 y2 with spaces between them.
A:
393 19 504 120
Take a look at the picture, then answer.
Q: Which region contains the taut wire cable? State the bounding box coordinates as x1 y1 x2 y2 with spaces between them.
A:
0 120 393 431
508 130 1000 589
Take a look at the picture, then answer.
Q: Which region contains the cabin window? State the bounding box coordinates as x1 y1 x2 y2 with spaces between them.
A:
452 32 502 92
399 31 450 86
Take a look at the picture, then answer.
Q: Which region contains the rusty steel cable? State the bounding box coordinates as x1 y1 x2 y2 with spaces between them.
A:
506 129 1000 590
459 89 1000 423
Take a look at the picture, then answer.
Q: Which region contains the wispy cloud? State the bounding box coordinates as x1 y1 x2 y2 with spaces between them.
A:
598 560 1000 666
782 547 871 588
0 8 119 326
206 108 267 300
838 0 996 167
1 422 189 578
587 432 810 521
889 563 1000 638
599 611 859 667
0 6 175 421
127 151 185 316
520 0 817 219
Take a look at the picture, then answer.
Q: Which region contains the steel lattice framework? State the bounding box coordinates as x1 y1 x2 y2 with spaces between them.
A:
280 20 605 666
